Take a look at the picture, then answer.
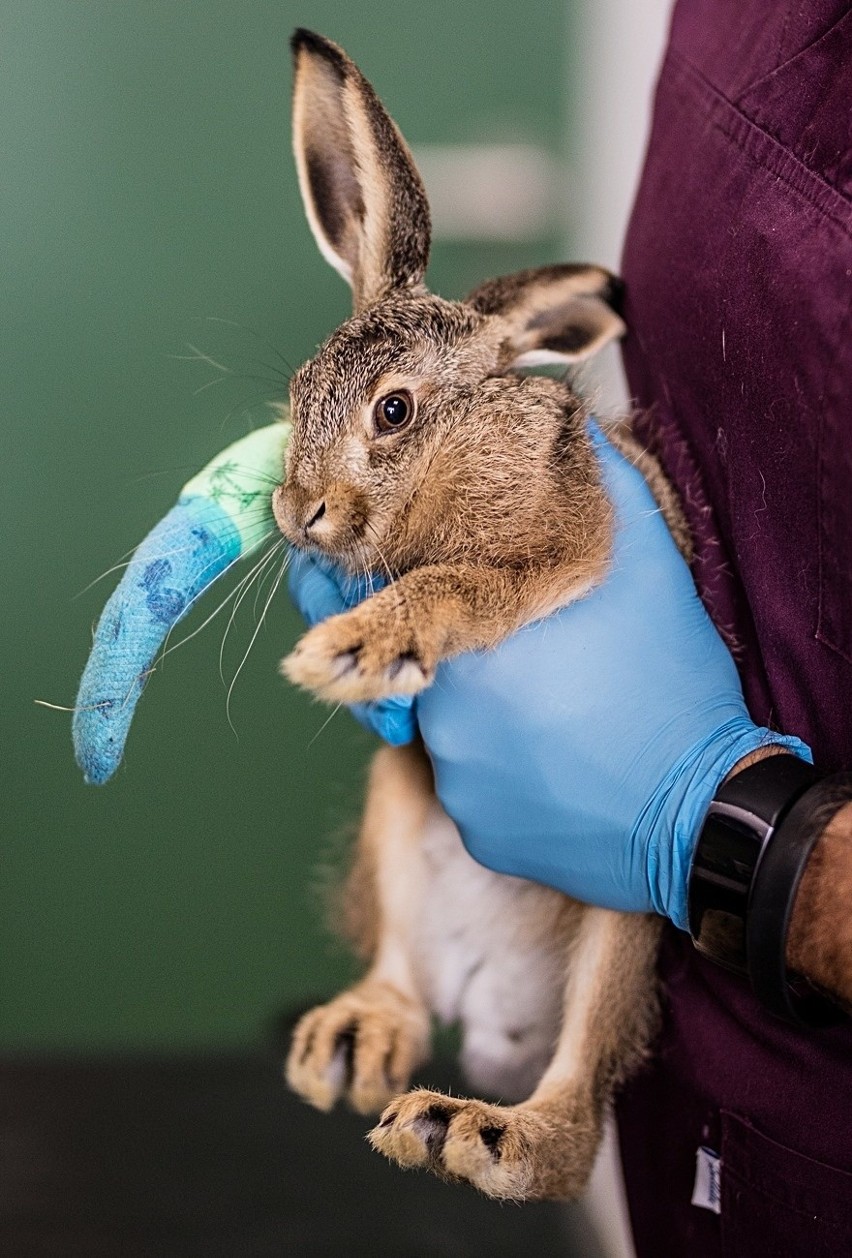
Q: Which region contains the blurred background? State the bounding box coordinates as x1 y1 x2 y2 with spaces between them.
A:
3 1 669 1252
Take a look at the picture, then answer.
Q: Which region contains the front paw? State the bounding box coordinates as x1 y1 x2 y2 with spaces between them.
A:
281 609 434 703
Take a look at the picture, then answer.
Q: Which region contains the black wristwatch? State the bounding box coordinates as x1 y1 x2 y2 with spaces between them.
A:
688 755 851 1027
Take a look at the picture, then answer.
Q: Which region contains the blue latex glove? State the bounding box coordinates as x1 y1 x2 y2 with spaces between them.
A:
288 425 810 929
285 554 417 747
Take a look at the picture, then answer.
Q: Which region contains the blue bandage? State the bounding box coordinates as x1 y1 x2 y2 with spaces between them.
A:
73 497 240 784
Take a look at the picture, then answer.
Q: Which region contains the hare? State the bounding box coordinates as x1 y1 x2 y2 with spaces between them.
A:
274 29 680 1202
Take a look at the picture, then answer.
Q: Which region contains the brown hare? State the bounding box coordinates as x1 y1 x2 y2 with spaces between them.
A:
275 30 684 1202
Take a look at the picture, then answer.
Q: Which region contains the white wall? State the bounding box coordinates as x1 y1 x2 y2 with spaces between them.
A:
568 7 673 1254
569 0 673 418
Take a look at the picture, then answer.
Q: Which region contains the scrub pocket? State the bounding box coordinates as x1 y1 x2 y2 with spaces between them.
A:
628 43 852 751
721 1110 852 1256
731 11 852 664
709 59 852 667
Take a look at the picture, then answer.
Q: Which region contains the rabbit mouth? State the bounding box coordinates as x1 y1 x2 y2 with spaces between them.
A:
273 481 382 571
302 526 393 582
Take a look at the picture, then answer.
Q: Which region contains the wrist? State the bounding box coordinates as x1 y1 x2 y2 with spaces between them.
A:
785 797 852 1005
637 718 811 929
688 754 852 1025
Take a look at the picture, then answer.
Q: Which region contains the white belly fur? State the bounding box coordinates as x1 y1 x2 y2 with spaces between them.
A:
411 799 572 1102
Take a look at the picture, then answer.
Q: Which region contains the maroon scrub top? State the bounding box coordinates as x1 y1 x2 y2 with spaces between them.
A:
617 2 852 1253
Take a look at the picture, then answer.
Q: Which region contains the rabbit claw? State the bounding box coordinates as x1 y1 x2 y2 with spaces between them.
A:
369 1089 597 1201
286 981 430 1116
282 608 433 703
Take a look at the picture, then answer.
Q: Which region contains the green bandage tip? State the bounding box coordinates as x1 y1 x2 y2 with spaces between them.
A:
73 419 290 783
179 418 290 553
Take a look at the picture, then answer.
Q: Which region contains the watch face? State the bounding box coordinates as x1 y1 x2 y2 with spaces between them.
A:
688 757 818 973
688 803 757 975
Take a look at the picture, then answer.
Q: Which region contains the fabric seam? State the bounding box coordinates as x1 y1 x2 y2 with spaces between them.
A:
665 47 852 229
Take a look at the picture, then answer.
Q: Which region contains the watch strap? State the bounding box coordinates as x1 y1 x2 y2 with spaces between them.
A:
747 772 852 1026
688 754 819 976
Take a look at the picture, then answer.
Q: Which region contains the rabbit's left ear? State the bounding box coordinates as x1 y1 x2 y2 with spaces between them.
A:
467 264 626 368
291 30 431 313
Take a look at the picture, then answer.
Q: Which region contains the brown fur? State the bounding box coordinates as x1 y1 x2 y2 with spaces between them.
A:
606 422 693 562
291 28 430 310
278 30 669 1201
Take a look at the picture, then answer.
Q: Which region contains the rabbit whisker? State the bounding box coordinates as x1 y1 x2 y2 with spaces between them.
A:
193 373 232 397
218 388 289 434
254 540 289 619
362 520 408 634
74 545 147 598
73 516 272 600
218 539 286 684
202 314 299 378
219 463 283 486
171 343 233 374
76 499 278 596
34 698 107 714
363 520 395 589
206 369 292 396
155 530 278 665
307 701 344 748
175 333 292 395
225 549 290 733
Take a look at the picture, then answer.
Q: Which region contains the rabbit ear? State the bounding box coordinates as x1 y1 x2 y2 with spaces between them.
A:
291 30 431 312
467 264 626 368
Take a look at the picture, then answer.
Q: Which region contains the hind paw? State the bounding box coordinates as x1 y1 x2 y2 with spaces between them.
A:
285 982 430 1116
369 1088 597 1201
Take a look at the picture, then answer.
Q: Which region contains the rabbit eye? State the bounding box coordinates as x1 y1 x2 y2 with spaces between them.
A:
374 390 414 434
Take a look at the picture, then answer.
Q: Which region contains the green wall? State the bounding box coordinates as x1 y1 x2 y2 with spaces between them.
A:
4 1 574 1050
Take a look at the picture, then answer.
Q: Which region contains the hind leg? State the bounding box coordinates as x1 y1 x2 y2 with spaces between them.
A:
286 743 433 1115
370 908 661 1199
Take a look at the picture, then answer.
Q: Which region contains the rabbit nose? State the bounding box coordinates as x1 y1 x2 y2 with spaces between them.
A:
303 499 326 535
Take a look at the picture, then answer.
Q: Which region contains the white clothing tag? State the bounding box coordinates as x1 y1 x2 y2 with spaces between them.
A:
691 1146 722 1214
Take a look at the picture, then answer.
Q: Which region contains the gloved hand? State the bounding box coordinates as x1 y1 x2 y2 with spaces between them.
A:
286 553 417 747
288 425 810 929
